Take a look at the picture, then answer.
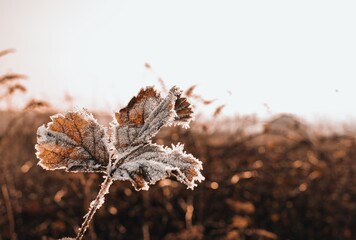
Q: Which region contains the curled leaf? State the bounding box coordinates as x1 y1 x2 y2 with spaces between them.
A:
112 143 204 191
174 94 194 128
35 110 110 172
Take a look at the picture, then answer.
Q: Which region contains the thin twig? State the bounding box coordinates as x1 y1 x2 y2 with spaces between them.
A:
76 177 113 240
79 174 97 240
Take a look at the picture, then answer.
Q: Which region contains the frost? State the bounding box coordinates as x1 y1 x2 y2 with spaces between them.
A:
112 86 194 151
35 109 110 172
112 143 204 190
108 86 201 190
35 86 200 184
35 85 203 240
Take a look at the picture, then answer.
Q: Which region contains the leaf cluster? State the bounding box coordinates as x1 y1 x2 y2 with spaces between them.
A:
36 86 204 191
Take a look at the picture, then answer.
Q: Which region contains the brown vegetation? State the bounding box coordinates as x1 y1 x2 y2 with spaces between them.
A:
0 111 355 240
0 50 354 240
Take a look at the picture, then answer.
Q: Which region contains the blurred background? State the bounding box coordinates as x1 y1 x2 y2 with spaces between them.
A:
0 1 355 239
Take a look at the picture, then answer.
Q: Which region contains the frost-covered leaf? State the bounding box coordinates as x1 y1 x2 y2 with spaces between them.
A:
173 94 194 128
111 86 201 190
112 143 204 190
35 109 110 172
112 86 194 151
112 86 163 150
35 85 203 240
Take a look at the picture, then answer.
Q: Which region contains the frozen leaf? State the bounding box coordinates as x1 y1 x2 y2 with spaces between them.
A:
173 94 194 128
36 109 110 172
112 86 193 151
112 143 204 190
110 86 200 191
112 86 163 149
35 85 204 240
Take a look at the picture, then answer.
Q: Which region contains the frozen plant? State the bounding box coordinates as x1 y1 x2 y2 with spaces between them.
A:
35 86 204 240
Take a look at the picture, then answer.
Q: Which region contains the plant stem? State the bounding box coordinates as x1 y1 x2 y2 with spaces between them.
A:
76 176 113 240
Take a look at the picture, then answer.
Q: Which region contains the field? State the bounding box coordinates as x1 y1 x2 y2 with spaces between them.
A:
0 110 355 240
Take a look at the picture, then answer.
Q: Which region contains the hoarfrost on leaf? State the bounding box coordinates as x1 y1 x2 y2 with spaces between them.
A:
35 85 204 240
111 86 194 152
112 143 204 191
109 86 201 190
35 109 110 172
35 86 202 189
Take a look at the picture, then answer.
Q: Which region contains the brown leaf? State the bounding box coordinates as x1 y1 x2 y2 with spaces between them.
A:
174 94 194 126
112 87 163 150
115 87 162 126
112 86 194 150
36 110 110 172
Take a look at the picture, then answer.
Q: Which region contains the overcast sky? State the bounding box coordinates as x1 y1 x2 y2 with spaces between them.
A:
0 1 355 120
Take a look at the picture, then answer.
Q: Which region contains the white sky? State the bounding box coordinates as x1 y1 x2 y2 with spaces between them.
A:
0 1 355 120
